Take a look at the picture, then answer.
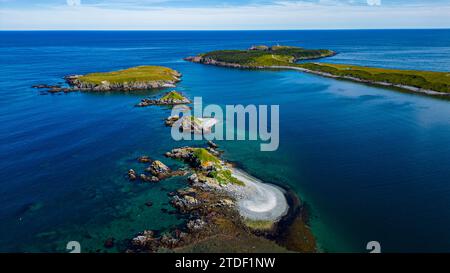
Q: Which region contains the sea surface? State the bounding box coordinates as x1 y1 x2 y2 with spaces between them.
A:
1 30 450 252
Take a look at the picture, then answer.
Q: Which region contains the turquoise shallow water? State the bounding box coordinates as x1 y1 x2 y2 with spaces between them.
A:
1 30 450 252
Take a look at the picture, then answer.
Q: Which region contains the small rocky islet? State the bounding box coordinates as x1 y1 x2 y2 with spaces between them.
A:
136 90 191 107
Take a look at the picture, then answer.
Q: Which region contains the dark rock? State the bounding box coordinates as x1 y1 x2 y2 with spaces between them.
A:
131 230 156 250
128 169 137 181
32 84 61 89
139 174 159 183
138 156 152 163
145 201 153 207
104 238 115 248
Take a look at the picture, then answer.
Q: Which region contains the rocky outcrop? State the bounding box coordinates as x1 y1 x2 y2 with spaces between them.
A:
184 56 258 69
128 157 187 183
137 155 152 163
171 195 201 212
146 160 171 179
136 91 190 107
186 219 206 233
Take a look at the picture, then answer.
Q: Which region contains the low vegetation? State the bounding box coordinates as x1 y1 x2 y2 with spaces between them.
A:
192 148 244 186
192 45 450 94
297 63 450 93
160 90 186 101
77 65 180 85
200 45 335 67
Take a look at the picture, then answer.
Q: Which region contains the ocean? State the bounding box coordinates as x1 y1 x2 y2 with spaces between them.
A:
1 29 450 252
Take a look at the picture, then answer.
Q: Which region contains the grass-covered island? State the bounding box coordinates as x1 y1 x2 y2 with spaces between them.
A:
185 45 450 95
185 45 336 68
65 65 182 91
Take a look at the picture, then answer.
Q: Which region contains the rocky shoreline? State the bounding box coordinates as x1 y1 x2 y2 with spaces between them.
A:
271 65 450 96
126 144 317 253
184 55 449 96
32 66 182 93
65 74 181 92
136 91 190 107
184 50 337 70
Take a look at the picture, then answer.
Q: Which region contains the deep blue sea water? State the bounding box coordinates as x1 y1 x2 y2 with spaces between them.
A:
1 30 450 252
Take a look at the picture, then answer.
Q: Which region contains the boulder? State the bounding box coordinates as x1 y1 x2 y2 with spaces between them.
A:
128 169 137 180
186 219 206 232
146 160 171 178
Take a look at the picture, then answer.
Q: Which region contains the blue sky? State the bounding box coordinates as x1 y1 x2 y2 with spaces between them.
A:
0 0 449 30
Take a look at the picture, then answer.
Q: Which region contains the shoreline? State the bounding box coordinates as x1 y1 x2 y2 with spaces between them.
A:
126 146 317 253
270 65 450 96
185 56 450 97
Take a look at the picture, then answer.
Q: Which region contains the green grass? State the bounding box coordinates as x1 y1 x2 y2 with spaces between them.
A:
195 45 450 94
297 63 450 93
77 65 179 85
192 148 244 186
193 148 220 165
160 91 185 101
200 46 335 67
210 169 245 186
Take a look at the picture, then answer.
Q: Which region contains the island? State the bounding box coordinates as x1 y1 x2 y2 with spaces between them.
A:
136 90 191 107
64 65 182 91
126 143 316 253
165 115 218 134
185 45 450 95
185 45 336 68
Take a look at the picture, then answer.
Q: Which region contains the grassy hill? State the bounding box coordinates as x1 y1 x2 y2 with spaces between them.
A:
77 66 180 85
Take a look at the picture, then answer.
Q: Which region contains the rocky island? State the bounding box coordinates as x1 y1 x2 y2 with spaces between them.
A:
136 90 190 107
127 144 316 253
186 45 450 95
185 45 336 69
65 65 181 91
32 65 182 93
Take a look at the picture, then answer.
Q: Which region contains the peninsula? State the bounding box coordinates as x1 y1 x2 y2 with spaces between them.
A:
127 144 316 253
185 45 450 95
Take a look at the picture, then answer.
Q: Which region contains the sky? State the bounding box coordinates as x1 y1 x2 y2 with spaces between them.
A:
0 0 449 30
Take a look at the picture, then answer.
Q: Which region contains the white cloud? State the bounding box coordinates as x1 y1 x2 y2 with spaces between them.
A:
67 0 81 7
367 0 381 6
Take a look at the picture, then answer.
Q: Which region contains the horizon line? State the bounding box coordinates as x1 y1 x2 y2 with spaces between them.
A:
1 27 450 31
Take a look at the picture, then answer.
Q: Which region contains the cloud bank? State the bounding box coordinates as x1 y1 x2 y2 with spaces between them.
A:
0 0 448 30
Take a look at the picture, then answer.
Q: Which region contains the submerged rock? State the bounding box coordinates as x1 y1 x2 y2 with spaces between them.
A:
137 156 152 163
104 238 115 248
139 173 159 183
128 169 137 181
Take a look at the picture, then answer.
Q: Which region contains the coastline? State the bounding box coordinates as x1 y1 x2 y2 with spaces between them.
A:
185 55 450 97
270 65 450 96
126 146 317 253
